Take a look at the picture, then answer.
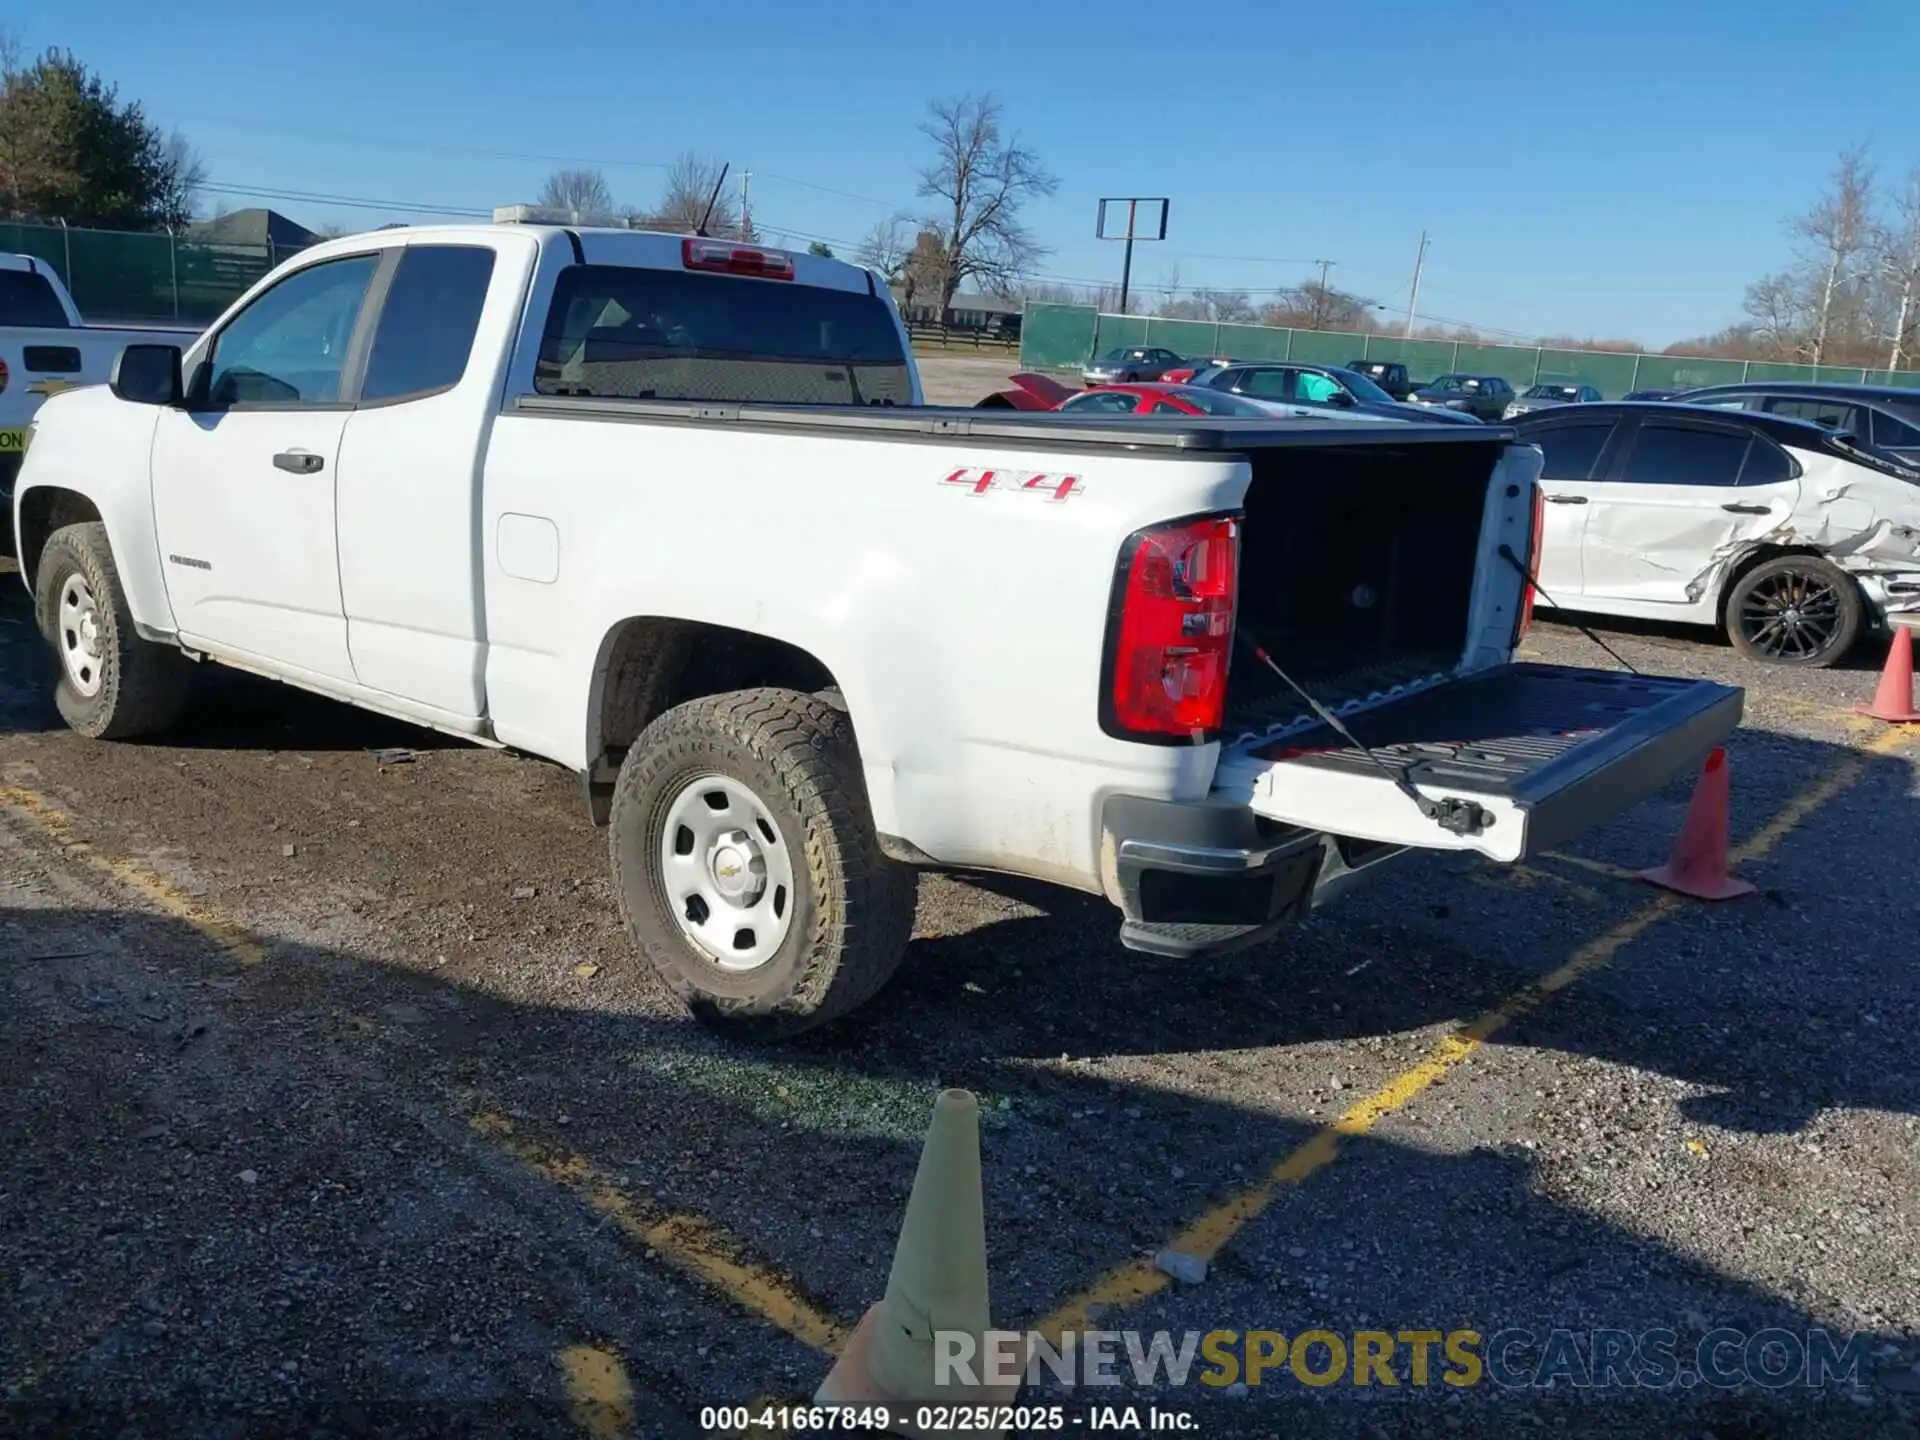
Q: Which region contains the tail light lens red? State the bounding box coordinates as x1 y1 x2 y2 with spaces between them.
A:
1103 514 1240 741
1515 481 1544 645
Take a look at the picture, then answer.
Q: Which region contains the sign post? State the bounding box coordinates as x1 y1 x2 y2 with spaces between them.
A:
1096 198 1170 316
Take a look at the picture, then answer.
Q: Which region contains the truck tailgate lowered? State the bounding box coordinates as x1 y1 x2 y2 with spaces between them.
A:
1213 665 1744 862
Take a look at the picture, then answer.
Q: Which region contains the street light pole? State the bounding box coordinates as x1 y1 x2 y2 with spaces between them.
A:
1404 231 1429 341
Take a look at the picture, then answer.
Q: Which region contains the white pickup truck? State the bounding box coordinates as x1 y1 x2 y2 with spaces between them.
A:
0 253 196 544
13 221 1743 1036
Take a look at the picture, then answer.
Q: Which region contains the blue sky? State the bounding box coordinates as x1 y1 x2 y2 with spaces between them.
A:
26 0 1920 345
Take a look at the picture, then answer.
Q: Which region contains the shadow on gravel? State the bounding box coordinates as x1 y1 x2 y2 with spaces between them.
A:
1542 608 1894 673
0 576 461 753
5 898 1916 1437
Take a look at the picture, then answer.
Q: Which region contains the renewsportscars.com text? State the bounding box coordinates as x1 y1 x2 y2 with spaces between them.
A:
935 1327 1872 1392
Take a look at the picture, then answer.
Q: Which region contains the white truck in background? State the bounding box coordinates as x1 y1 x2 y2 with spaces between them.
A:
0 253 196 546
12 220 1744 1037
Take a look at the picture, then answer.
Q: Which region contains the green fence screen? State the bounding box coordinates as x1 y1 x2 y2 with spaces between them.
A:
1018 303 1920 395
0 220 303 325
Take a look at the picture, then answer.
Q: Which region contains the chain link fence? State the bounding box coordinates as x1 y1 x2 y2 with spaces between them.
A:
0 220 312 325
1019 303 1920 393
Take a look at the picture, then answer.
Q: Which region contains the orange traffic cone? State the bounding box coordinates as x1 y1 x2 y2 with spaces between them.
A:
1637 748 1756 901
1856 625 1920 723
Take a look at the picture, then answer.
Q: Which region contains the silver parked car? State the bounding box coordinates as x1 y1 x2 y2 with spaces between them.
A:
1502 382 1602 419
1081 346 1187 385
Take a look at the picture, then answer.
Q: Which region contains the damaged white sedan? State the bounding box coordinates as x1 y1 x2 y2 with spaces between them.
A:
1512 401 1920 666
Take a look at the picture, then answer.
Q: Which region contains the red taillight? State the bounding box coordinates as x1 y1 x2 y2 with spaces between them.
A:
1104 515 1240 741
1515 481 1544 645
681 237 795 280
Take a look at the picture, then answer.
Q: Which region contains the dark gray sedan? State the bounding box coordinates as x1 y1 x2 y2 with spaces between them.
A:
1501 382 1603 419
1080 346 1187 385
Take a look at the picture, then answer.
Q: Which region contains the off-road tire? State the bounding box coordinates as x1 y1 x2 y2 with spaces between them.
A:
609 687 916 1038
33 522 192 739
1724 554 1863 668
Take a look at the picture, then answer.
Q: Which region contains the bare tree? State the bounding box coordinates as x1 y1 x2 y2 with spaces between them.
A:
915 93 1058 308
855 212 914 281
1742 271 1812 359
646 151 739 235
1880 166 1920 370
158 128 205 226
538 167 614 217
1799 144 1876 363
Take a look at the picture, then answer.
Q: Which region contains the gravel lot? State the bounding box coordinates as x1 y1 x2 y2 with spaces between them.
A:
4 510 1919 1438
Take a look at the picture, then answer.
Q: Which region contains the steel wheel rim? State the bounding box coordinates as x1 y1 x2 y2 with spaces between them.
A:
1738 569 1843 661
658 773 795 971
57 574 105 697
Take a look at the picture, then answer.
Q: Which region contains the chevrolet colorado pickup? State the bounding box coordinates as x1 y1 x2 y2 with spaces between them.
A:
13 221 1743 1035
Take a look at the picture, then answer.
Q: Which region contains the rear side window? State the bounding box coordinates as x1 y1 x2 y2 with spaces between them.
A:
1871 407 1920 448
362 246 496 403
1737 436 1795 485
536 263 911 405
0 269 70 327
1621 423 1749 485
1532 422 1613 480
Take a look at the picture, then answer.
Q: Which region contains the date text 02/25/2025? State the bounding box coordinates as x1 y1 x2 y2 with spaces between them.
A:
697 1403 1202 1433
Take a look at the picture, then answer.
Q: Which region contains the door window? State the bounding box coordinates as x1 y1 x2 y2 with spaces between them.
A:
1061 390 1141 413
1532 422 1613 481
1295 371 1343 403
361 246 497 403
1620 423 1750 485
204 255 379 407
1237 369 1293 401
1765 396 1863 434
1870 407 1920 448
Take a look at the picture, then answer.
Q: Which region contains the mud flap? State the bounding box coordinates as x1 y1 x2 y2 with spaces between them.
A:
1212 664 1744 863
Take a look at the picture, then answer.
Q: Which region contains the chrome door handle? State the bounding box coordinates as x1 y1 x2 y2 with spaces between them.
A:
1545 494 1588 504
273 450 324 475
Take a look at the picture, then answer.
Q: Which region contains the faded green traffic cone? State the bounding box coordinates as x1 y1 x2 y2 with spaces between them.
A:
815 1089 1018 1437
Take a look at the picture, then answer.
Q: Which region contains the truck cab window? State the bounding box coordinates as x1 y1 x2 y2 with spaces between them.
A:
203 254 379 408
0 269 70 327
535 263 912 406
361 246 497 403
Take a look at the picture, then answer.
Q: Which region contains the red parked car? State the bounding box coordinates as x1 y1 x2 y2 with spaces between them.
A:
976 373 1285 417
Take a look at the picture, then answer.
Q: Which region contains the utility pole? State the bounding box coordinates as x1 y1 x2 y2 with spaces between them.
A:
1315 258 1335 290
740 169 752 239
1404 231 1429 341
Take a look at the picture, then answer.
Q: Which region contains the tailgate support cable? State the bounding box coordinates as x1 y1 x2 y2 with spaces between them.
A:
1495 543 1641 676
1236 633 1494 838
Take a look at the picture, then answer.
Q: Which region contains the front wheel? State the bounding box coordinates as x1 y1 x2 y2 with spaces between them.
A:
34 521 193 738
609 688 916 1038
1724 554 1863 667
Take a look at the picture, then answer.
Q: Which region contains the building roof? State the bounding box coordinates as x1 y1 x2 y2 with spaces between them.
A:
188 208 321 250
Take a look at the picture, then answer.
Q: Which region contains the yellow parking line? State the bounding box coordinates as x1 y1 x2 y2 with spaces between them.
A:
0 786 268 964
472 1114 850 1355
1033 727 1911 1339
558 1345 635 1439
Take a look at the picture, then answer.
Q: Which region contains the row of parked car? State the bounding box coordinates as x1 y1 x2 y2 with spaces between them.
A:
985 353 1920 670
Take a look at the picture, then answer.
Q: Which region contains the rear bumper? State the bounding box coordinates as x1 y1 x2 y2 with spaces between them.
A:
1101 794 1405 958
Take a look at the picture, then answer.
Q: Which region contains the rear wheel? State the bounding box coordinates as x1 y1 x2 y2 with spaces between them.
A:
33 522 192 738
1724 554 1863 667
609 688 916 1038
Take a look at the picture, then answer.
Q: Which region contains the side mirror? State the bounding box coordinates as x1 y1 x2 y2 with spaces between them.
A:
110 344 183 406
1327 390 1357 407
